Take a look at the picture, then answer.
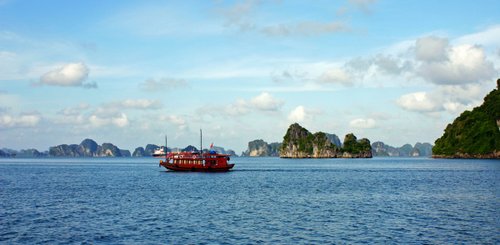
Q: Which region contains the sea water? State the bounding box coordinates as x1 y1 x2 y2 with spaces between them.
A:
0 157 498 244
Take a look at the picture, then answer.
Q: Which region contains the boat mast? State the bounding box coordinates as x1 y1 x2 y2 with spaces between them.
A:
200 129 203 154
165 134 168 160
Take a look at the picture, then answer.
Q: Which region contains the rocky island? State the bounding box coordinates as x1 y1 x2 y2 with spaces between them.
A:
279 123 372 158
432 79 500 158
371 142 433 157
241 139 281 157
1 139 238 158
49 139 130 157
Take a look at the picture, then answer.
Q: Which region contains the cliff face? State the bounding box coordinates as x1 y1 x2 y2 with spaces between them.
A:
433 80 500 158
279 123 370 158
98 143 122 157
242 139 281 157
371 141 399 156
311 132 339 158
79 139 99 157
341 134 372 158
414 143 433 156
49 144 81 157
133 147 145 157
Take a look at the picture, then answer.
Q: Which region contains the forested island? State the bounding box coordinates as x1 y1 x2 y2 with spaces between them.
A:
279 123 372 158
433 79 500 158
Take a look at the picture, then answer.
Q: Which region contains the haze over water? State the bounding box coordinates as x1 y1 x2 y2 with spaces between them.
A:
1 158 498 244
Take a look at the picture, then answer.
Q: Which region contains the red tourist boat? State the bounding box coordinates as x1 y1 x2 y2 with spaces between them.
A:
158 130 235 172
159 151 234 172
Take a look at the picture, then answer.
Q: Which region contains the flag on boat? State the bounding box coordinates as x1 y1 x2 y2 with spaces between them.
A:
210 143 214 149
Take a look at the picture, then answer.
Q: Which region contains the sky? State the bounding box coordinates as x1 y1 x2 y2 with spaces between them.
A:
0 0 499 154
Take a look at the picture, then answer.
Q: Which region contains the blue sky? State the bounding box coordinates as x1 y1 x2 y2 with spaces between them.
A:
1 0 499 153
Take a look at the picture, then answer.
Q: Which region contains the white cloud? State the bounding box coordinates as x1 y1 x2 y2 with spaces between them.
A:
225 99 250 116
224 92 283 116
396 92 439 112
54 103 90 124
219 1 350 37
96 99 162 115
415 36 449 62
58 103 91 116
89 112 128 128
318 67 353 86
262 21 349 37
0 112 41 128
218 0 259 31
349 118 376 129
373 54 412 75
417 42 496 85
333 31 497 88
455 25 500 47
288 106 306 122
140 78 189 92
120 99 162 110
250 92 284 111
39 62 94 88
160 115 188 130
112 113 129 127
54 100 159 128
271 69 309 83
396 84 486 114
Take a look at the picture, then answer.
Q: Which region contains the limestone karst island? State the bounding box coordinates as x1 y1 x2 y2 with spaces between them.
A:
432 79 500 159
279 123 372 158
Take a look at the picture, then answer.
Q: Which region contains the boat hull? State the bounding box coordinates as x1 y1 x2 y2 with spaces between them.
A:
160 161 235 172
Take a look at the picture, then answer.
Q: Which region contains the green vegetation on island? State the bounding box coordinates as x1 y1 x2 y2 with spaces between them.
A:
280 123 372 158
433 79 500 158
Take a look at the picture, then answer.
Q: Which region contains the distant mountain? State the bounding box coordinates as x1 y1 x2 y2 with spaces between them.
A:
49 139 128 157
211 146 239 157
16 149 48 158
130 144 237 157
120 150 131 157
414 142 433 156
325 133 342 147
1 148 20 157
132 147 146 157
182 145 198 152
371 141 433 157
241 139 281 157
0 149 11 157
2 139 238 158
145 144 160 156
279 123 372 158
433 79 500 158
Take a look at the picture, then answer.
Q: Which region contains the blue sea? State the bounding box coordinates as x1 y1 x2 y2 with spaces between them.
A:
0 157 498 244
